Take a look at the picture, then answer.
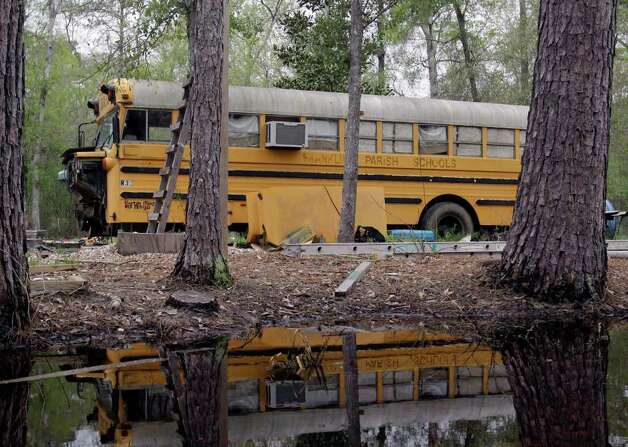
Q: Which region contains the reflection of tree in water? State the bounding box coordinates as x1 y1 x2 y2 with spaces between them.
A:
607 326 628 442
426 419 518 447
0 350 31 447
496 319 609 447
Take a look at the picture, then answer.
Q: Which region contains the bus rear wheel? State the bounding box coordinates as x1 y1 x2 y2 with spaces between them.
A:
421 202 474 237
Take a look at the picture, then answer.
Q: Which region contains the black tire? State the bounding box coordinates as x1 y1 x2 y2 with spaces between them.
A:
421 202 474 236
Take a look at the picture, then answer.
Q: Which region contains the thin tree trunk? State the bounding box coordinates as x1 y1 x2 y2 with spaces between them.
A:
501 0 617 302
518 0 530 102
0 350 31 447
0 0 30 336
164 340 228 447
452 1 479 102
342 332 360 447
428 422 440 446
499 320 609 447
376 0 385 93
173 0 231 286
420 22 439 98
337 0 363 243
30 0 60 231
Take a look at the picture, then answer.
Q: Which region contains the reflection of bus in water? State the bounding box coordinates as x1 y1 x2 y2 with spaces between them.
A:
72 328 513 446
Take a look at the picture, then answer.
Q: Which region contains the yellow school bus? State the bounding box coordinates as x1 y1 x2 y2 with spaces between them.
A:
73 328 511 445
60 79 527 236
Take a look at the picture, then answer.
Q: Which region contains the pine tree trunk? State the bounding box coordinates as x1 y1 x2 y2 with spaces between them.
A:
452 1 479 102
30 0 60 231
337 0 363 243
0 350 31 447
518 0 530 102
501 0 617 302
0 0 30 336
499 320 608 447
173 0 231 286
165 340 228 447
420 22 439 98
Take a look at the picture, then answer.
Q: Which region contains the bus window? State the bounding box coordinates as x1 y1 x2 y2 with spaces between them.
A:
229 114 259 147
383 122 413 154
520 130 527 152
95 113 114 148
148 110 172 142
487 128 515 158
359 121 376 152
307 118 338 151
123 109 146 141
266 115 300 123
419 125 448 155
455 126 482 157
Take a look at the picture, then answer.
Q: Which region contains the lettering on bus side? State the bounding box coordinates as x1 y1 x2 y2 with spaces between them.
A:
303 152 344 164
361 358 401 370
364 155 400 167
411 352 457 366
124 200 154 210
413 158 457 169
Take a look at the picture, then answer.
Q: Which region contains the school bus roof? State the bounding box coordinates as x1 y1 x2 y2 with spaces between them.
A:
123 79 529 130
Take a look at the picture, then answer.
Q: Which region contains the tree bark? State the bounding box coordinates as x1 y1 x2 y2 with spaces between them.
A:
342 332 360 447
164 340 228 447
428 422 440 446
501 0 617 302
376 0 385 93
420 22 439 98
0 350 31 447
30 0 61 231
173 0 231 286
0 0 30 337
452 0 479 102
499 320 608 447
337 0 363 243
518 0 530 102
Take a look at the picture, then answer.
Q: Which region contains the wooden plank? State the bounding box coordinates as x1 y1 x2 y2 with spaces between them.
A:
117 231 184 255
29 277 87 294
30 264 78 274
335 261 372 297
0 357 164 385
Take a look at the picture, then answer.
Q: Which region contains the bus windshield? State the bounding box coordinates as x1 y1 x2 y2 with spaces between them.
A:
95 113 114 148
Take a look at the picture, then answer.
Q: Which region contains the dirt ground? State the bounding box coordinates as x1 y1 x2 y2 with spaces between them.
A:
27 244 628 352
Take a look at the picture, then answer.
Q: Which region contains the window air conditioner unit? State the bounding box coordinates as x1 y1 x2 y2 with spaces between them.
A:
265 121 307 149
266 381 306 408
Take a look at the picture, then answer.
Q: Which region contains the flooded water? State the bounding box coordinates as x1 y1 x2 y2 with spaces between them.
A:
8 325 627 446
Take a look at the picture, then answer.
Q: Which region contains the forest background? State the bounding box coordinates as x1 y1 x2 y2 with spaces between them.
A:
24 0 628 237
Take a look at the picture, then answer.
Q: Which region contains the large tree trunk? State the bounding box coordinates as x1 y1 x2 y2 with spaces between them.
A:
337 0 363 243
30 0 61 231
499 320 608 447
164 340 228 447
518 0 530 102
173 0 231 286
420 22 439 98
501 0 617 302
452 1 479 102
0 0 30 336
0 350 31 447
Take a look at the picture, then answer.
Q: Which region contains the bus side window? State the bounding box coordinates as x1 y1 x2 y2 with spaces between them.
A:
487 128 515 158
307 118 338 151
123 109 146 141
352 120 376 152
419 125 448 155
455 126 482 157
148 110 172 142
229 114 259 147
383 122 413 154
520 130 527 153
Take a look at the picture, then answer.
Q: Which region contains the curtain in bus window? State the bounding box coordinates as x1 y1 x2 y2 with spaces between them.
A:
148 110 172 142
307 118 338 151
123 109 147 141
455 126 482 157
487 128 515 158
229 114 259 147
383 122 413 154
420 125 448 155
357 120 376 152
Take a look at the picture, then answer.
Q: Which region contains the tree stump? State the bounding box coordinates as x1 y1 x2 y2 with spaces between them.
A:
166 290 218 312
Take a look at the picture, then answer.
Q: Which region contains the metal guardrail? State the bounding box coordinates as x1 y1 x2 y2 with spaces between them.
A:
283 240 628 257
